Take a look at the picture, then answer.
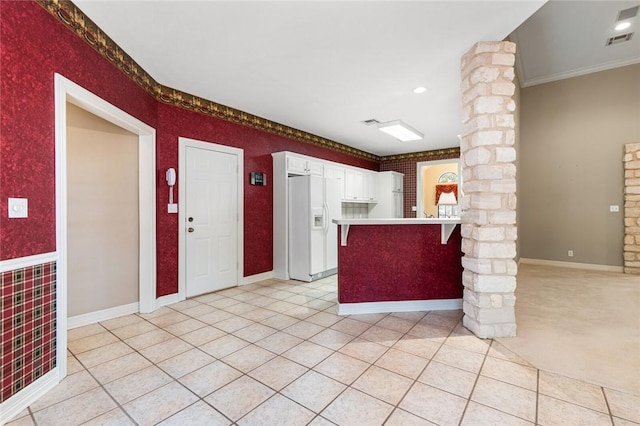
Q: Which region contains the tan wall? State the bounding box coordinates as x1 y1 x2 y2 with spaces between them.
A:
519 64 640 266
421 162 459 217
67 103 139 316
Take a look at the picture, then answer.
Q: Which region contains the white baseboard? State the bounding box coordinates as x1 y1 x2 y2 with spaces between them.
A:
519 258 624 273
338 298 463 315
67 302 139 330
243 271 274 285
0 369 58 425
155 292 183 309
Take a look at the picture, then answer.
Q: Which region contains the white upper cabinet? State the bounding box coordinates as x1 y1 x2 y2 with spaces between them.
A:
344 168 364 201
393 173 404 192
287 155 323 176
279 151 378 203
364 171 378 202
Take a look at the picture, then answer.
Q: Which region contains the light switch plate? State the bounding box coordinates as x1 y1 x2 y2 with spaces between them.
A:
411 206 417 211
8 198 28 218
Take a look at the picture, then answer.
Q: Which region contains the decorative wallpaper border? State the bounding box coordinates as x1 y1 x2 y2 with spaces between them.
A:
35 0 382 162
382 147 460 162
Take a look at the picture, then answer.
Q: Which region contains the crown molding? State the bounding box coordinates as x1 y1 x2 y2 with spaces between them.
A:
36 0 380 162
520 56 640 88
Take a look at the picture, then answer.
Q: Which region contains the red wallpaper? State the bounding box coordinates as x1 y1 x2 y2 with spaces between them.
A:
0 2 378 296
337 224 463 303
381 153 459 218
0 1 157 259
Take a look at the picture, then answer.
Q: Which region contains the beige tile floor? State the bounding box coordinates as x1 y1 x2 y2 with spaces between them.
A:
7 274 640 425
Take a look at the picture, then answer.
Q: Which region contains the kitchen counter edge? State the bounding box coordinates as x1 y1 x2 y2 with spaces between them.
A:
333 218 461 225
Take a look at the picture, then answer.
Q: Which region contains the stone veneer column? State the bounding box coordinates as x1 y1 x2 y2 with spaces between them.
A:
624 143 640 274
459 41 518 338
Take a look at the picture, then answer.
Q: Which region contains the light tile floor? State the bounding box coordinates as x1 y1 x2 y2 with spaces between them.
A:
7 275 640 425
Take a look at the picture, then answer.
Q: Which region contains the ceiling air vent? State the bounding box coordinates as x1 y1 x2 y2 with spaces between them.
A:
606 32 634 46
617 5 639 21
361 119 380 126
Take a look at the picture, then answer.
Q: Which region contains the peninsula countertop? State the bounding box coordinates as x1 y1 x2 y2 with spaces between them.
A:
333 218 461 226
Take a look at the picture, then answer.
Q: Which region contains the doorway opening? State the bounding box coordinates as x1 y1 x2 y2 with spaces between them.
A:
54 74 156 379
416 158 461 219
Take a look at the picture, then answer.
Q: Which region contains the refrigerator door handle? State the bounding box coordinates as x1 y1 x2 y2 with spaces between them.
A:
323 201 329 235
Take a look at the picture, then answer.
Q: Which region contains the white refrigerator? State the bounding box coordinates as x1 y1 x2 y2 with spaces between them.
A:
288 175 341 282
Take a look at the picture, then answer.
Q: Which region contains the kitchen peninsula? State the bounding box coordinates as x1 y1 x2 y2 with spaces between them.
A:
332 218 463 315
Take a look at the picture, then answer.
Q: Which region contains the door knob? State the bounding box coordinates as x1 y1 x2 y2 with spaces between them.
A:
188 227 194 233
188 217 194 222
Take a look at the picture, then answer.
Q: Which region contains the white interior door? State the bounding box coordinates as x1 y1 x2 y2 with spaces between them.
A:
185 146 238 297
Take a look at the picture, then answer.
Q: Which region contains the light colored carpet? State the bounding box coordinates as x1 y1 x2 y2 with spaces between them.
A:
497 263 640 396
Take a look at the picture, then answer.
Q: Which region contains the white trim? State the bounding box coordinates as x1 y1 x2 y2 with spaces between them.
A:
54 74 157 389
338 298 463 315
519 258 624 273
155 292 183 309
243 271 274 285
0 369 58 425
178 137 244 300
0 252 58 272
67 302 139 330
520 57 640 88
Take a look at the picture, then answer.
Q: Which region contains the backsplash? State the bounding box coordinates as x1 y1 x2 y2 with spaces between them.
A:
1 262 57 403
341 203 369 219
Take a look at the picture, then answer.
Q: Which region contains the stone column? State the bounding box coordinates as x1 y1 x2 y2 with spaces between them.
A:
624 143 640 274
459 41 518 338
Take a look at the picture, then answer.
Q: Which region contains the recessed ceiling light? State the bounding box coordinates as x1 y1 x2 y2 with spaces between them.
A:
615 22 631 31
413 86 427 94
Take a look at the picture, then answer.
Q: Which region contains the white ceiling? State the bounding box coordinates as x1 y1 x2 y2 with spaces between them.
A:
71 1 636 157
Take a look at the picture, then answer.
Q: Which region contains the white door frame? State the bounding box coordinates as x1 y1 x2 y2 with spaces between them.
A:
54 74 157 380
178 137 244 300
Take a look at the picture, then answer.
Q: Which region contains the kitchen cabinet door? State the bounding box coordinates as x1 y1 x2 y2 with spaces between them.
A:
344 169 364 201
364 172 378 202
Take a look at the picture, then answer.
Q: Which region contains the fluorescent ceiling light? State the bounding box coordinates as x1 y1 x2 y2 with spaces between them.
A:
615 22 631 31
413 86 427 94
377 120 423 142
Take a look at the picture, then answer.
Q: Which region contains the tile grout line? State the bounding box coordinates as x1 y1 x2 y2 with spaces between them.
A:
455 320 491 425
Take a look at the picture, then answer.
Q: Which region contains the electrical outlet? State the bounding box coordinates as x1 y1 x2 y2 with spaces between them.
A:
610 205 619 212
411 206 417 211
568 250 574 257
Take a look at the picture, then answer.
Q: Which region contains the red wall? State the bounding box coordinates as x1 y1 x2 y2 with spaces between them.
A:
0 1 378 296
1 1 157 259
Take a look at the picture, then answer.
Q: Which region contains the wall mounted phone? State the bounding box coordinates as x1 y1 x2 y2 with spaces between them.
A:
166 168 176 187
166 168 178 213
